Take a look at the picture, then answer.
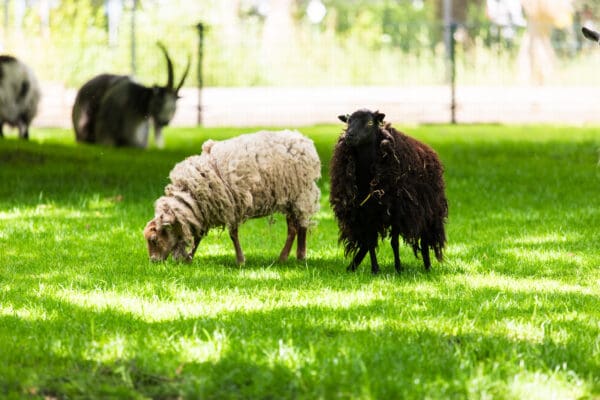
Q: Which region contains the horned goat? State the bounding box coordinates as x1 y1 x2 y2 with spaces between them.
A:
72 43 189 148
144 130 321 264
330 109 448 274
0 55 40 140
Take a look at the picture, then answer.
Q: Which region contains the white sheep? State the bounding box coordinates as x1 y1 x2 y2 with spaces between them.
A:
0 55 40 140
143 129 321 264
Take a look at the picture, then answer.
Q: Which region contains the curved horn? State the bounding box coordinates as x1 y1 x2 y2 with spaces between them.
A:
156 41 174 89
176 55 191 94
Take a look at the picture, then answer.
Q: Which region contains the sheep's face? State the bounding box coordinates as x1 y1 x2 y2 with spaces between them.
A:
143 218 186 262
338 109 385 147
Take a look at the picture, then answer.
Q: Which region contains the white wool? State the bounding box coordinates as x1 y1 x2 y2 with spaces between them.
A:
156 130 321 245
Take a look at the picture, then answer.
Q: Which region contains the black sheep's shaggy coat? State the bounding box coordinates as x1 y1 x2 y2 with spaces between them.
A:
329 110 448 273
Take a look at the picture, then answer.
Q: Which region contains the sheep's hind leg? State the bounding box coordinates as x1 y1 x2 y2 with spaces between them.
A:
296 225 307 260
229 227 245 265
391 232 402 273
421 237 431 271
279 216 297 262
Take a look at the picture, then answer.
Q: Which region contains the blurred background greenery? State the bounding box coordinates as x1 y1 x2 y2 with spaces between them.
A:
2 0 600 88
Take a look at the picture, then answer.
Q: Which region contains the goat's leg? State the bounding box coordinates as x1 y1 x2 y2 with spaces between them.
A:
421 236 431 271
368 247 380 274
296 225 307 260
391 232 402 273
154 125 164 149
0 121 4 137
18 122 28 140
279 216 297 262
347 247 368 272
229 227 245 265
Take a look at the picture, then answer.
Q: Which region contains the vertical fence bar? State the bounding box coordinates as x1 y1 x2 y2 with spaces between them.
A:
443 0 456 124
3 0 8 35
196 22 204 126
130 0 137 75
449 23 457 124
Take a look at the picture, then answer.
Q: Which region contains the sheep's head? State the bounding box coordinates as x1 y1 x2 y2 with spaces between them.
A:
143 216 191 263
338 109 385 147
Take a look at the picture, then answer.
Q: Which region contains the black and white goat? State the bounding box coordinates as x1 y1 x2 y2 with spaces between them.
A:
72 43 189 148
0 55 41 140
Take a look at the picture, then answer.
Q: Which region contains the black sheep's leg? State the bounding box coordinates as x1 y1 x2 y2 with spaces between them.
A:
368 246 380 274
347 247 368 272
391 232 402 273
421 236 431 271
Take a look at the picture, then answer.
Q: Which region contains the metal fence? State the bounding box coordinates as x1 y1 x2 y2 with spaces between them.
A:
2 5 600 127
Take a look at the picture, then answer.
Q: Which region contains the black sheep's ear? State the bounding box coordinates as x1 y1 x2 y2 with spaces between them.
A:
374 111 385 124
338 114 348 123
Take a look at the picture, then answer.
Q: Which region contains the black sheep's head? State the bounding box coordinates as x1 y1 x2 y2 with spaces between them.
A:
338 109 385 147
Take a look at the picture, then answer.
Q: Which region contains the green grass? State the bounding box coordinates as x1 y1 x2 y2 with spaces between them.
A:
1 124 599 399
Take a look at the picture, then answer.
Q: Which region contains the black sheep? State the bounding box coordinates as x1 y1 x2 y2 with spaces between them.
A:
329 109 448 273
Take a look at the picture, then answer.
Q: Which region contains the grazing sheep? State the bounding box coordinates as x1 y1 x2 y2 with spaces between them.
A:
144 130 321 264
0 55 40 140
72 42 189 148
329 109 448 274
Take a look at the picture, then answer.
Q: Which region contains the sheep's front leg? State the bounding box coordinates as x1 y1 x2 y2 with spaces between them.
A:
229 227 245 264
186 235 202 262
347 247 368 272
391 232 402 273
279 216 297 262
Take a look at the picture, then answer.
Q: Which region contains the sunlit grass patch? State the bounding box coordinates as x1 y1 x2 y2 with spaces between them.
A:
0 125 599 398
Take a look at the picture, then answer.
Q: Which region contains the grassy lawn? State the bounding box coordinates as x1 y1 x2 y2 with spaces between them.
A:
1 124 599 399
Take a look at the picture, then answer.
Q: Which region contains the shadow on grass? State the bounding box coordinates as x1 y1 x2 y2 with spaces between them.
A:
1 280 599 398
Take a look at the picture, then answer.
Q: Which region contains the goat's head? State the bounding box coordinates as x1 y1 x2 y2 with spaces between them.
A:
150 42 191 128
338 109 385 147
582 27 600 44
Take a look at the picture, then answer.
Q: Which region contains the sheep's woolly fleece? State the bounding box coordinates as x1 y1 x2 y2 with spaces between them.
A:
153 129 321 247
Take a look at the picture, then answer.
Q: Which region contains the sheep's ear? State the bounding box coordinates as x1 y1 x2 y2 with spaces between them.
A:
582 26 600 43
338 114 348 123
143 220 157 238
374 111 385 124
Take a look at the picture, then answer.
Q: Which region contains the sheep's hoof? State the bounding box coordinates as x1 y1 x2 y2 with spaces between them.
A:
371 266 380 275
346 264 357 272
